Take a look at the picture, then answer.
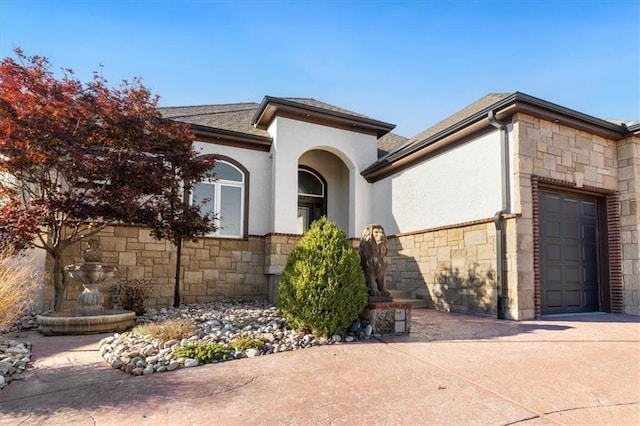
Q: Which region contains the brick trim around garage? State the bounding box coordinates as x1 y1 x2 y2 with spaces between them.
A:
531 176 623 317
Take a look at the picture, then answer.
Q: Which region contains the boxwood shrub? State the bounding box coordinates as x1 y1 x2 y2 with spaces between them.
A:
278 217 368 337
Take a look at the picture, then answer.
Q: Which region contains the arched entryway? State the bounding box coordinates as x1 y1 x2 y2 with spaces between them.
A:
298 149 350 234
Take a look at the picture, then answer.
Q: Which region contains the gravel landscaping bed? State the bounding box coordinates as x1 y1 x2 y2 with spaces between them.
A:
1 300 372 387
0 316 38 389
102 300 372 376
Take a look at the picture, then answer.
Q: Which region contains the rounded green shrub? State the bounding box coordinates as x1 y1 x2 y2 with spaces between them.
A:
231 336 266 351
278 217 368 337
172 342 231 363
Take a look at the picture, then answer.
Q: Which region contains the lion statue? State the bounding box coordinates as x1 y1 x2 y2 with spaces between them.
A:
358 224 389 297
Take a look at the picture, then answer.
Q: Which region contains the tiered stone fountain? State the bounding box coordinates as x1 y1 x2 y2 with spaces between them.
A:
37 241 136 335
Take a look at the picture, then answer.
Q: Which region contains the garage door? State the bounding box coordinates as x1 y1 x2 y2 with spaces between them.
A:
540 191 599 314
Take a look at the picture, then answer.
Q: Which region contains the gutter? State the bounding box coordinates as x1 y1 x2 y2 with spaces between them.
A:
487 110 510 320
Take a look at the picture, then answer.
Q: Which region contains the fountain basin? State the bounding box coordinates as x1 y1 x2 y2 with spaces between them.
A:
37 310 136 336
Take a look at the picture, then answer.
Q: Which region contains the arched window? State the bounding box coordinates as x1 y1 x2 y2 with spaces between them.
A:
192 158 247 238
297 167 326 233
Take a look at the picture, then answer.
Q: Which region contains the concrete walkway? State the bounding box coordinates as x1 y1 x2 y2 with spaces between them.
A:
1 310 639 425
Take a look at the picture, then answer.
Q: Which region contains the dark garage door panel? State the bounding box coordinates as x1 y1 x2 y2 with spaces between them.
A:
540 192 599 314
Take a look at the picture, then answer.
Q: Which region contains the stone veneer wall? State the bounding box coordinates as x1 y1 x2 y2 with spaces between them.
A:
512 113 625 318
386 220 498 316
44 226 269 311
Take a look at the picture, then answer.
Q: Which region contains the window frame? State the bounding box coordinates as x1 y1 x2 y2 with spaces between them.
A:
297 165 327 233
191 155 249 239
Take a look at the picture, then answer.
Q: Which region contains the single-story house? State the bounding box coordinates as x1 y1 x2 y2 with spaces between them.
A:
43 92 639 319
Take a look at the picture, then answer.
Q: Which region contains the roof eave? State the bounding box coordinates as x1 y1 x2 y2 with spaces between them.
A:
192 124 272 152
252 96 395 138
626 122 640 134
363 92 631 183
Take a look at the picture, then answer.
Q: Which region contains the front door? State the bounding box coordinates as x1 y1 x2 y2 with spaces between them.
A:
540 191 600 314
297 200 325 233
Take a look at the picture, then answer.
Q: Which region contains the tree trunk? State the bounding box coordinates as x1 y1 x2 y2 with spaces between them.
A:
52 253 67 312
173 239 182 308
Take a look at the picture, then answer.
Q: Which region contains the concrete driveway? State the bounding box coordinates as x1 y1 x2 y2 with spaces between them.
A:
1 310 638 425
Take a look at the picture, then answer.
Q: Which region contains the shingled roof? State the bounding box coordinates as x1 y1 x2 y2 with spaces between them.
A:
160 97 398 157
402 93 511 147
377 132 409 157
160 102 269 138
275 98 377 121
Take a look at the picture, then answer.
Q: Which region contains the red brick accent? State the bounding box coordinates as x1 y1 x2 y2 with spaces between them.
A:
533 176 617 195
532 177 541 318
393 218 493 238
607 194 624 313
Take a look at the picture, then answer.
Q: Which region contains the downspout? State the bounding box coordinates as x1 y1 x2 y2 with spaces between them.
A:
488 110 511 319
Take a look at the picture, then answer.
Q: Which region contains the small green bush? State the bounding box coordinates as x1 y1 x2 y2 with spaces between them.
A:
119 279 153 315
172 342 231 363
278 217 368 337
133 318 196 341
231 336 266 351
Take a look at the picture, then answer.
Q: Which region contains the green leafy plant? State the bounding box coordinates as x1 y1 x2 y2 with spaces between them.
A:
231 336 266 351
172 342 231 363
278 217 368 337
133 318 195 341
119 279 154 315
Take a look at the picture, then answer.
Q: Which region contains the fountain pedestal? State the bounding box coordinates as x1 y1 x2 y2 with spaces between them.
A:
66 262 113 316
78 284 105 316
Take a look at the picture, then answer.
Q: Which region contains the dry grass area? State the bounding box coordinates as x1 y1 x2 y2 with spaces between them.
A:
0 249 42 329
133 318 196 341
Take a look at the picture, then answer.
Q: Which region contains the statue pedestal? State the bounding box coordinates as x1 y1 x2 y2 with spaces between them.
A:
368 295 393 303
362 302 412 336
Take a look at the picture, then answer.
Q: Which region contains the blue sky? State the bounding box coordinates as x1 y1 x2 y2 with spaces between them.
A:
1 0 638 137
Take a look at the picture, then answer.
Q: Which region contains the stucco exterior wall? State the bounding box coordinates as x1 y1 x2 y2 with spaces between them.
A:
194 141 272 236
373 129 504 235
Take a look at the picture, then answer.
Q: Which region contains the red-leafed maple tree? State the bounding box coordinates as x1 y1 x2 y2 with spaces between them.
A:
0 49 216 311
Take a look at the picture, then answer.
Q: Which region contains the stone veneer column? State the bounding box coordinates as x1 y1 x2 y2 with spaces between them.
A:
264 233 302 304
618 137 640 315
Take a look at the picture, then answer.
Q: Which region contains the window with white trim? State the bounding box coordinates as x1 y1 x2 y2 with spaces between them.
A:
192 160 245 237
